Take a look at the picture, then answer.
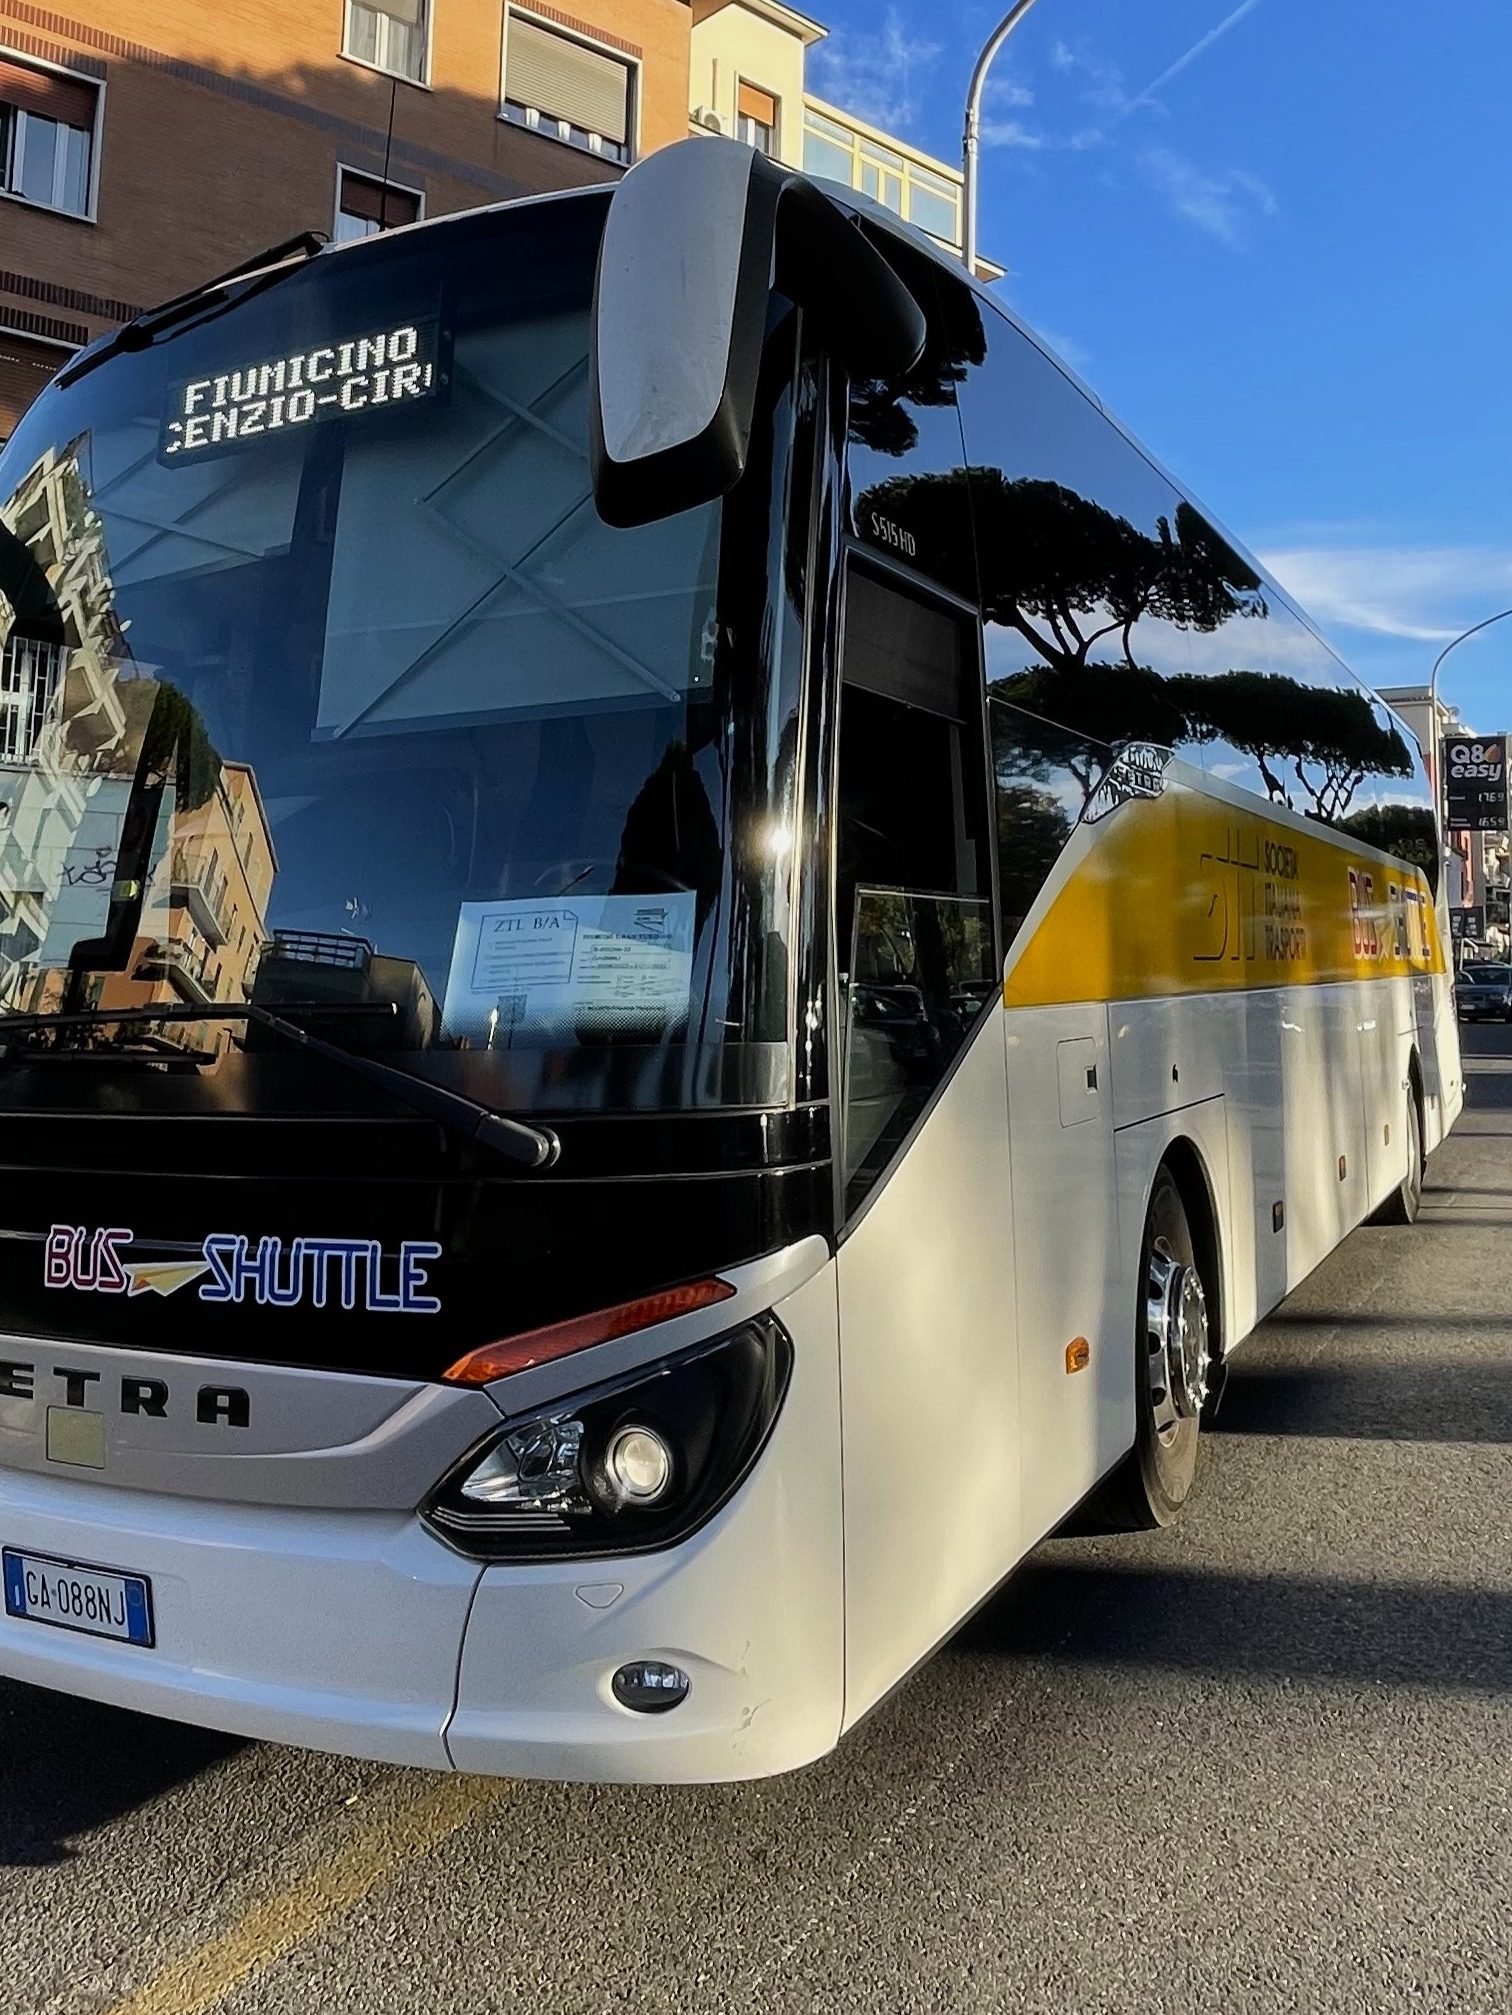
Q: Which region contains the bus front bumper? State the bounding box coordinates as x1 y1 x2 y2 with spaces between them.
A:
0 1464 473 1768
0 1357 844 1783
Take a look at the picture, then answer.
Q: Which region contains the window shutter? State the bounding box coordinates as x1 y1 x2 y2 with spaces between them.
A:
340 174 419 225
381 0 424 25
505 17 630 146
737 83 777 129
0 57 97 130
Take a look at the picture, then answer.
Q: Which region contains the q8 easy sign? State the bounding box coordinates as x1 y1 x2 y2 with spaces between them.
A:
1442 736 1509 833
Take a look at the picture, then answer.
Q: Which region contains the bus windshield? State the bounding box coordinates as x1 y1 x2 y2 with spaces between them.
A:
0 196 802 1114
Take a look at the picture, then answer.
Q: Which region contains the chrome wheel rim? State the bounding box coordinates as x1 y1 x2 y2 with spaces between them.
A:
1146 1240 1209 1439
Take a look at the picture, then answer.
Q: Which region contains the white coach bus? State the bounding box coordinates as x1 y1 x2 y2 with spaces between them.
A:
0 140 1460 1780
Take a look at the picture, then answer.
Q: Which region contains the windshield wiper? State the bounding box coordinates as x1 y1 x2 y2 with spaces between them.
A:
0 1002 560 1171
55 231 327 392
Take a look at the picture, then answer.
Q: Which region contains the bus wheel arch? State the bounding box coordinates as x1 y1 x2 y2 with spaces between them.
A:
1373 1053 1425 1225
1081 1140 1221 1534
1160 1136 1225 1361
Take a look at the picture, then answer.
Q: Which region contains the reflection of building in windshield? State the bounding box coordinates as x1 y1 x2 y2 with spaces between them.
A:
116 762 277 1051
0 442 275 1043
0 440 127 999
248 930 438 1053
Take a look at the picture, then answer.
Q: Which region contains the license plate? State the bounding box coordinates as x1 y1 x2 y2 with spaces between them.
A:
2 1548 154 1647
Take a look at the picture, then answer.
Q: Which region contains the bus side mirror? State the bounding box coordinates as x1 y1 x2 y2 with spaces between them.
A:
589 137 928 530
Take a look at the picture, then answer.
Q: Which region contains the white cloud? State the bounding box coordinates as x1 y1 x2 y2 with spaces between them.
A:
1047 41 1132 114
984 73 1035 110
1257 542 1512 644
1129 0 1269 110
1138 146 1277 243
982 117 1046 150
808 7 941 132
1228 167 1279 214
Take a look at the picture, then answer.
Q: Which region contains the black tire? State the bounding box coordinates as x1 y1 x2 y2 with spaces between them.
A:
1371 1081 1423 1225
1073 1168 1208 1533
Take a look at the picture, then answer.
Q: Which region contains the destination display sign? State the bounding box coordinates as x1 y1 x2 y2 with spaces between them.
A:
1442 735 1509 832
160 319 441 461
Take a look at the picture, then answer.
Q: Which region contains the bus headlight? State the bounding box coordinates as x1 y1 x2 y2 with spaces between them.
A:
600 1424 675 1508
422 1317 791 1560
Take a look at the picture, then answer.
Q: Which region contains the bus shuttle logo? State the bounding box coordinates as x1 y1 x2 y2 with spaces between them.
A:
44 1226 443 1314
161 320 441 461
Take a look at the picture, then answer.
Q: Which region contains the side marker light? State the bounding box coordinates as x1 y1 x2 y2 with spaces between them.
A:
1065 1336 1090 1374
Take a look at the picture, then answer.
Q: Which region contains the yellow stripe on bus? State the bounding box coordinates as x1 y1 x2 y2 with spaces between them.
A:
1004 788 1446 1010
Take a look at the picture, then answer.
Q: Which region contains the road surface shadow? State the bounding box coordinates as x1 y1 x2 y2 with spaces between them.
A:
1211 1359 1512 1443
0 1678 241 1866
959 1560 1512 1692
1401 1214 1512 1229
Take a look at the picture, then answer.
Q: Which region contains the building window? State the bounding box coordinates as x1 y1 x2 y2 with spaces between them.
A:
334 167 422 241
802 109 855 187
0 54 98 217
906 165 960 246
736 82 778 156
343 0 428 85
802 107 962 251
0 632 64 760
0 332 73 442
502 9 634 166
859 141 905 217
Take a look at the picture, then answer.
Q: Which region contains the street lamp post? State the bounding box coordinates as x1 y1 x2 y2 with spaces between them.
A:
962 0 1044 278
1427 607 1512 945
1429 606 1512 720
1427 604 1512 817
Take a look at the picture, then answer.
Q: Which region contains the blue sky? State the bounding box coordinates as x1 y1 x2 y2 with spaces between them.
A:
807 0 1512 730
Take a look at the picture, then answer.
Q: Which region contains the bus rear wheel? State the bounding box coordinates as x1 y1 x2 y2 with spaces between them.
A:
1082 1168 1209 1532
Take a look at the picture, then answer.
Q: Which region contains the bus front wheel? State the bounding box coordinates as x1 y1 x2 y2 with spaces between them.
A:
1371 1082 1423 1225
1083 1168 1209 1532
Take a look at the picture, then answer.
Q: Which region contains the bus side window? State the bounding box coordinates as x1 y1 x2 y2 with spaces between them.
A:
835 565 996 1217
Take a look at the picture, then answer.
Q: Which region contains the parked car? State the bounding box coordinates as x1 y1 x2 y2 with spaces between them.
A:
1455 963 1512 1021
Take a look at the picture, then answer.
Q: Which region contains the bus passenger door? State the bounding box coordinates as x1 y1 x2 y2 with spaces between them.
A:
830 564 1021 1727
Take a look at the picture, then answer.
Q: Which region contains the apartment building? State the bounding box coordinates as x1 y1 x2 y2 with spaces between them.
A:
688 0 972 263
0 0 695 437
0 0 980 445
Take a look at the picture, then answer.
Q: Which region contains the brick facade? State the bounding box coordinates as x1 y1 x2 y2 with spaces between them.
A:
0 0 693 436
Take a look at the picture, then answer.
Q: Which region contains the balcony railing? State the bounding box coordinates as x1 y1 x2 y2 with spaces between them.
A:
170 848 231 946
141 936 215 1006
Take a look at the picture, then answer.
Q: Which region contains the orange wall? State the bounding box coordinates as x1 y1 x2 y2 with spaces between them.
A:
0 0 692 407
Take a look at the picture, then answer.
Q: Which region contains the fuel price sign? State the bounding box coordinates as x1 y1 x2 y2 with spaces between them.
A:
1442 736 1508 833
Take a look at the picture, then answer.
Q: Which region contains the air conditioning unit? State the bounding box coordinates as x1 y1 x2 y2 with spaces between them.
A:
691 106 727 135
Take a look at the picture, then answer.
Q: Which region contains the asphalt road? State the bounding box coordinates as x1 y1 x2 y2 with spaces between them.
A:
5 1027 1512 2015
